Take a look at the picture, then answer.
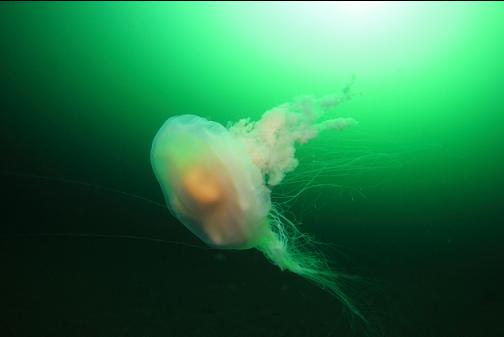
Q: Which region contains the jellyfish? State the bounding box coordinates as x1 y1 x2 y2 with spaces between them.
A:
150 90 363 319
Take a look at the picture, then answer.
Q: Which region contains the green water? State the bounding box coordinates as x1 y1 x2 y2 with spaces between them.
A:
1 2 503 337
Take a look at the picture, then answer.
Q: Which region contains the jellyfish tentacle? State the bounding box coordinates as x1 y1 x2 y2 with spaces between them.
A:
254 206 366 323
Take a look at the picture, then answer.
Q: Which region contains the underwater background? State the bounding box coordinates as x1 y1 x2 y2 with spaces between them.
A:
1 2 503 337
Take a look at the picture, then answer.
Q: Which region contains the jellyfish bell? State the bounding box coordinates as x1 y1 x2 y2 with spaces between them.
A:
150 114 271 250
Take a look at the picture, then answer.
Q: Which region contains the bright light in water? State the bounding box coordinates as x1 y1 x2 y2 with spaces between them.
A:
296 1 397 47
335 1 390 32
339 1 387 16
222 2 463 75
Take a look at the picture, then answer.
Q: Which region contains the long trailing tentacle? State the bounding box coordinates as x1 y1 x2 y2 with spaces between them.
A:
255 205 367 323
